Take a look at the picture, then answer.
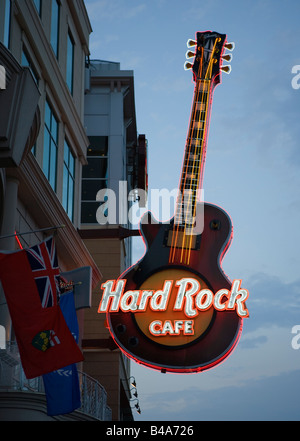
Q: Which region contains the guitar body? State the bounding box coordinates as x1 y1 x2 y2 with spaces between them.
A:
107 203 242 373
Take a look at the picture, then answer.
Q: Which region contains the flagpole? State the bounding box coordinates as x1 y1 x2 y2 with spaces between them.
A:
0 225 66 240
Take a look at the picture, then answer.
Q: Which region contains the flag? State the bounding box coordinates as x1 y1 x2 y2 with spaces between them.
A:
60 266 92 310
0 237 83 379
43 291 81 416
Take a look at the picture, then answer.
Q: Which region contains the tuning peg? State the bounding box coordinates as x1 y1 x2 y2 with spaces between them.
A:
187 39 197 48
225 42 235 51
184 61 193 70
222 54 232 62
221 65 231 74
186 50 195 59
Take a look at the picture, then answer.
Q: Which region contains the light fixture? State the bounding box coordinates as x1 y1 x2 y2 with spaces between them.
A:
128 376 137 388
130 387 138 398
130 398 141 415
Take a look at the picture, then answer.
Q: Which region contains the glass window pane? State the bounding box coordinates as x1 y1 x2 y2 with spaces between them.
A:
68 178 74 219
3 0 11 48
43 129 50 177
21 50 30 67
62 165 68 211
50 0 59 58
33 0 41 16
43 100 58 191
44 101 51 129
81 202 100 224
82 158 108 179
63 140 69 165
81 180 107 201
21 48 39 84
49 141 57 190
69 152 75 175
66 32 74 93
87 136 108 157
62 141 75 221
51 113 58 142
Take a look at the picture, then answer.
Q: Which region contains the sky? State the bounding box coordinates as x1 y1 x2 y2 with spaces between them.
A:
84 0 300 421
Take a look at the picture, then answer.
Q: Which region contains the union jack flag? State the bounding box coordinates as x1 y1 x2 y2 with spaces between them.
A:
26 237 60 308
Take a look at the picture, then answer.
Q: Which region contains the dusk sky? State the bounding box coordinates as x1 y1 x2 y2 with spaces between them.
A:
84 0 300 421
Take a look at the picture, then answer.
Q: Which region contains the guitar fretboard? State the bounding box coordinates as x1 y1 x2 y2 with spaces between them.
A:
175 80 212 227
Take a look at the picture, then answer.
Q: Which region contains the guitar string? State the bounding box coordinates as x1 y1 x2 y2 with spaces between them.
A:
169 47 204 263
170 47 208 263
182 70 212 265
169 49 205 263
183 60 215 265
170 39 218 265
179 80 205 263
183 39 219 265
185 75 210 265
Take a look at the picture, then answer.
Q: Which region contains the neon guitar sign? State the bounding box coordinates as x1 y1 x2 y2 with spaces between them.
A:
99 31 249 373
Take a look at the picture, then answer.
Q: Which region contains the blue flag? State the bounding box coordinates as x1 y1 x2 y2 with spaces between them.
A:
42 291 81 416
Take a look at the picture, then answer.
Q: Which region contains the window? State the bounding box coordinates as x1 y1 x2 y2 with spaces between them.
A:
43 100 58 191
21 48 39 84
66 31 74 94
3 0 11 48
50 0 60 58
63 140 75 221
81 136 108 223
22 48 39 155
33 0 41 16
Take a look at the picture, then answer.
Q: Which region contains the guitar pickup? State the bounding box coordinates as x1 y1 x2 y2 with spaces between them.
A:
163 228 201 250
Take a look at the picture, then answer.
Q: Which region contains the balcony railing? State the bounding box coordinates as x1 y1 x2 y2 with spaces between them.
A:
0 341 112 420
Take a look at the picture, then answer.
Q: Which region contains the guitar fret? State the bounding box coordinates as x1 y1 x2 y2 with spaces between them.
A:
192 119 206 123
198 82 210 92
186 145 202 152
187 137 204 142
192 121 205 130
183 167 200 173
176 199 198 206
178 191 199 199
195 102 206 111
186 143 202 151
191 128 205 138
185 152 200 158
184 161 201 167
175 82 210 228
181 182 199 188
183 170 199 177
180 185 198 190
180 186 198 192
184 157 201 162
178 197 198 203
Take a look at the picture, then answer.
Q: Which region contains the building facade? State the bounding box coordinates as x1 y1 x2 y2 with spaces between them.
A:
80 60 147 420
0 0 105 420
0 0 147 421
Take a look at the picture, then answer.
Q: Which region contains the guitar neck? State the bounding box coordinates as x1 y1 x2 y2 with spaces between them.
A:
175 79 214 227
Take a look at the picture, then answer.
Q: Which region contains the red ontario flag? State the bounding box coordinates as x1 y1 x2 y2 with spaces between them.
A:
0 237 83 379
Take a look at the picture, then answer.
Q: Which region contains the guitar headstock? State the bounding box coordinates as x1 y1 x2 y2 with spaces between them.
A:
184 31 234 87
